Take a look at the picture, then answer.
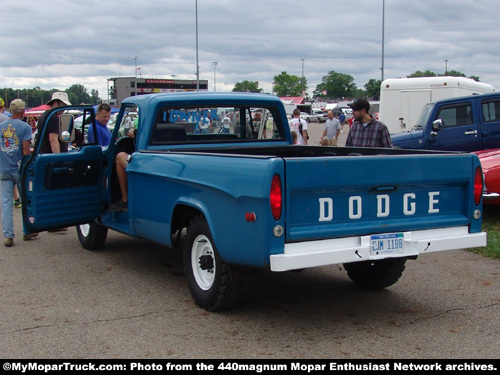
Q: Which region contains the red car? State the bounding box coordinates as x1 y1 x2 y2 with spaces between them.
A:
474 149 500 205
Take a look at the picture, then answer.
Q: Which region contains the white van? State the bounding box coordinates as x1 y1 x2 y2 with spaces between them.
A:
379 76 495 134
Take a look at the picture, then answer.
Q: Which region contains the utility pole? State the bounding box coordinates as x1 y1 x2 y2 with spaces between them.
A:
134 56 138 96
212 62 218 91
195 0 200 91
301 58 305 97
381 0 385 82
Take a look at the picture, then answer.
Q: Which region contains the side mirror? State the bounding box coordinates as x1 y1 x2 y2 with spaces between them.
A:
59 114 76 143
432 119 444 131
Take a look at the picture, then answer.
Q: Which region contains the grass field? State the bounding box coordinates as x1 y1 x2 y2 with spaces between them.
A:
469 206 500 260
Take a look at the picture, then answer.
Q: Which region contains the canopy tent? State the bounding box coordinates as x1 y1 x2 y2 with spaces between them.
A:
24 103 120 118
24 104 50 117
279 97 305 105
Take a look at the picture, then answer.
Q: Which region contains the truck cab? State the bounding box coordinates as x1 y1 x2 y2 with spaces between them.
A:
392 92 500 152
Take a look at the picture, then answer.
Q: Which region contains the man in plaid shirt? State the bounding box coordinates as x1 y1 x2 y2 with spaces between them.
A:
345 98 393 148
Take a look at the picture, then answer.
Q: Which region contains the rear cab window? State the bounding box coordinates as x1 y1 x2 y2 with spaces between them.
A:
149 105 285 145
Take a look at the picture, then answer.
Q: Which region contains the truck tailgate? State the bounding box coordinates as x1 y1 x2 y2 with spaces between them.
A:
284 153 477 242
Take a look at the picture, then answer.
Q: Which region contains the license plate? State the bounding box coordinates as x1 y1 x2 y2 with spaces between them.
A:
370 233 405 255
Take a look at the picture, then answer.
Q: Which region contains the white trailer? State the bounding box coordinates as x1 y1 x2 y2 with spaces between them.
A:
379 76 495 134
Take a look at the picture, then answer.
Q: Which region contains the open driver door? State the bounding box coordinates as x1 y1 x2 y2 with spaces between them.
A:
21 106 105 233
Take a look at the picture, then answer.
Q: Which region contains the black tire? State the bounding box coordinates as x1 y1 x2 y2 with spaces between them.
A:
184 215 242 311
76 222 108 251
343 258 406 290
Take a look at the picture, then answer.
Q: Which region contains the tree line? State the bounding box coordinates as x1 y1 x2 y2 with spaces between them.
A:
232 69 482 101
2 69 481 108
1 84 102 108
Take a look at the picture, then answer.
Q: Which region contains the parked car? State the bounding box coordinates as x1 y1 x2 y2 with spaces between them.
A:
300 112 321 123
312 109 327 122
474 148 500 205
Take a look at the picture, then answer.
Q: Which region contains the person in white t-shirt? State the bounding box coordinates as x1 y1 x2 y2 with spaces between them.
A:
288 109 308 145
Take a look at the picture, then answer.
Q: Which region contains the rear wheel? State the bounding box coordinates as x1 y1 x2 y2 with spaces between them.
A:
77 222 108 250
184 215 241 311
343 258 406 289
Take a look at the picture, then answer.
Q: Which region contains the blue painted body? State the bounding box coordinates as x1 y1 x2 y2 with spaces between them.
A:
392 92 500 152
21 92 484 268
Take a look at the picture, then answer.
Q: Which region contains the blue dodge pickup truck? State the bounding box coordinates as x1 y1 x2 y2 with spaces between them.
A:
22 92 486 311
392 92 500 151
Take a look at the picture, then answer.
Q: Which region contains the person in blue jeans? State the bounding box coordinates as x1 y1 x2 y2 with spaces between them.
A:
0 99 38 246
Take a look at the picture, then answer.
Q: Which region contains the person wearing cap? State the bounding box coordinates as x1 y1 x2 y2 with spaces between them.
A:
345 98 392 148
0 99 38 246
38 91 71 154
0 98 10 123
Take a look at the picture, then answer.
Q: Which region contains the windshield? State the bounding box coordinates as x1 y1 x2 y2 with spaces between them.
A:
413 103 433 130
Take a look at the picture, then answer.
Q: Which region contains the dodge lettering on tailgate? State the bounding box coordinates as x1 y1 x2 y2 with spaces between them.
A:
319 191 440 221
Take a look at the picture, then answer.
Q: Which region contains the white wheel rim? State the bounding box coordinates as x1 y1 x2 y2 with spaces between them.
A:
79 224 90 237
191 234 216 291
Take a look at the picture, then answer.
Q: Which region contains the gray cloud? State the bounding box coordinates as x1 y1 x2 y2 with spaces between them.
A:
1 0 500 98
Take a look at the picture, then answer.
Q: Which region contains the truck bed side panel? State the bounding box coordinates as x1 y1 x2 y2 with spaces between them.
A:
126 152 285 267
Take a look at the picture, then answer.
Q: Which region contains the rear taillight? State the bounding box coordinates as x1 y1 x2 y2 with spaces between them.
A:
474 167 483 206
270 174 282 221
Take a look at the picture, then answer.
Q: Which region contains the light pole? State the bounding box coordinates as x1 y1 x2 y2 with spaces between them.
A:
444 59 449 74
212 62 218 91
195 0 200 91
381 0 385 82
301 58 305 97
134 55 138 96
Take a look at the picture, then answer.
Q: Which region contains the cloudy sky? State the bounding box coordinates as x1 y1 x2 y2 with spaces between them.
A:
1 0 500 101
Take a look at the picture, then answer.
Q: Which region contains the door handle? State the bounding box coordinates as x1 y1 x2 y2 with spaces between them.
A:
464 130 478 135
52 167 75 175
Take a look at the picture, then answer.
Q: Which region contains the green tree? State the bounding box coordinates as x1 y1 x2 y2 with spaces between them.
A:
2 87 48 108
90 89 100 104
272 71 305 97
232 80 263 93
408 69 480 82
1 85 102 108
445 70 466 77
364 79 382 100
67 84 91 105
314 71 357 99
408 70 438 78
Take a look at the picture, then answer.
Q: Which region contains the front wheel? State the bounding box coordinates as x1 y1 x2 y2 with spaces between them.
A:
76 222 108 251
343 258 406 290
184 215 241 311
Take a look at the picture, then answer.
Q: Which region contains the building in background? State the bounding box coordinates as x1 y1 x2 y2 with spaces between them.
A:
107 77 209 105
